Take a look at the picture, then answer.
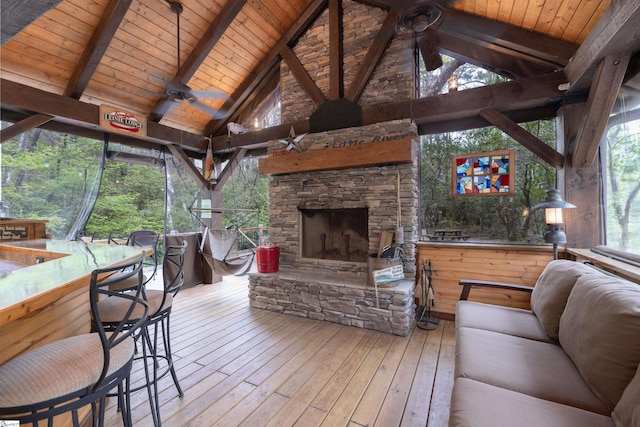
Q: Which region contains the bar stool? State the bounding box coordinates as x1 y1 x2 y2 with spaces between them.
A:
0 252 148 427
127 230 159 285
97 240 188 426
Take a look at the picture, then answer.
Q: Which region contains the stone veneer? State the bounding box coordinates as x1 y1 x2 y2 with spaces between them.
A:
249 121 420 336
249 1 419 336
249 272 415 336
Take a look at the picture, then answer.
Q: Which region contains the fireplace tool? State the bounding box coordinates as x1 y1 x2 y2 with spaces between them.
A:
417 258 440 330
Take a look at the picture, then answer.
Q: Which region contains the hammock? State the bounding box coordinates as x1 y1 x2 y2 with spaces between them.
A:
199 226 255 276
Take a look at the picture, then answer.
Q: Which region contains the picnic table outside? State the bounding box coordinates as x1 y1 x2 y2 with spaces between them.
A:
426 229 470 241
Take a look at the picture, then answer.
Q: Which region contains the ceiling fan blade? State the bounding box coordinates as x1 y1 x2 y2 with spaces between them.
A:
188 99 227 120
190 89 232 101
417 31 443 71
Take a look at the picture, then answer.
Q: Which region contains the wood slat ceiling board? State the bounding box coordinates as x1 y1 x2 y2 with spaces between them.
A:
0 0 613 140
451 0 610 45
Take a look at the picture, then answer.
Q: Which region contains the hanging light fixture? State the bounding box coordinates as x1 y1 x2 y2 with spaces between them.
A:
533 189 576 260
447 74 458 92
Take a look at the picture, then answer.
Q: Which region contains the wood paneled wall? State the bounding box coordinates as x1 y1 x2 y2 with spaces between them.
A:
415 242 556 319
0 287 90 365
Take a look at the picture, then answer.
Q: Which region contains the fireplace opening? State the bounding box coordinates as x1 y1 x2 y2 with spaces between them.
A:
300 208 368 262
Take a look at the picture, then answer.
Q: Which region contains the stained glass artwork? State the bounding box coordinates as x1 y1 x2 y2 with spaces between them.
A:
452 150 515 196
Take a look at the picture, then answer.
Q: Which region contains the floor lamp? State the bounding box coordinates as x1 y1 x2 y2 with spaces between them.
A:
533 189 576 260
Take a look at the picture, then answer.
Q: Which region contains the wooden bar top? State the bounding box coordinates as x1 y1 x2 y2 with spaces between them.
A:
0 239 145 326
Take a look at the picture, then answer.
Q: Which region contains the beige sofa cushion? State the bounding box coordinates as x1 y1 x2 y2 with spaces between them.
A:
613 363 640 427
450 378 615 427
530 260 598 341
456 301 551 342
455 326 609 415
559 274 640 411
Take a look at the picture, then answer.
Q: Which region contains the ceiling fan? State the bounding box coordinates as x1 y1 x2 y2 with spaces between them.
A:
394 1 456 71
158 1 231 119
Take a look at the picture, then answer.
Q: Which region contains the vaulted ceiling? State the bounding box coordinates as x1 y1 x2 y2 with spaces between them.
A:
1 0 639 171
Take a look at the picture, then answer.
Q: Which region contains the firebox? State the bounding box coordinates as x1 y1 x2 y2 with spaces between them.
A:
299 208 368 262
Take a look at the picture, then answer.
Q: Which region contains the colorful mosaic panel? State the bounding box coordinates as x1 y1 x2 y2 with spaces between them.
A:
452 150 515 196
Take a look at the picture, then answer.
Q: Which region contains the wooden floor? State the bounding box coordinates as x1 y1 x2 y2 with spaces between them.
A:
105 275 456 427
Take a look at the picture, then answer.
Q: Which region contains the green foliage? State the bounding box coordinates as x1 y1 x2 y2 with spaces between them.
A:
1 129 103 238
605 115 640 251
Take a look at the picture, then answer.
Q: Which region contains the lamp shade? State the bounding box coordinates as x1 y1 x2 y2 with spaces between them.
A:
532 189 576 212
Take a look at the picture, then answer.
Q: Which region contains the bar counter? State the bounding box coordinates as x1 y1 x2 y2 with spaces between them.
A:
0 239 145 364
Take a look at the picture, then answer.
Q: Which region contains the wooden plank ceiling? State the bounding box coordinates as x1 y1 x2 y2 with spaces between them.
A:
2 0 637 167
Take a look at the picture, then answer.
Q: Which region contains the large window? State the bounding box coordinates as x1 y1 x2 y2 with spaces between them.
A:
417 56 554 243
604 104 640 252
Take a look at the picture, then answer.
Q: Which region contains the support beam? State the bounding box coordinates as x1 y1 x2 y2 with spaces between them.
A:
212 72 567 151
345 9 398 102
280 46 326 107
166 144 210 190
0 114 53 143
572 54 631 167
150 0 248 122
213 148 248 191
66 0 133 99
328 0 344 100
565 1 640 92
2 0 133 141
1 79 207 152
204 0 328 136
480 109 564 169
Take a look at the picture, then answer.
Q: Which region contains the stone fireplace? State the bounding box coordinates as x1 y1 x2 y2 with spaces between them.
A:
248 0 419 335
248 121 420 335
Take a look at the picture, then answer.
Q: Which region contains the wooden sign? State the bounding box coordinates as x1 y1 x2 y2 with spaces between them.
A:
259 138 413 176
99 104 147 137
1 224 29 240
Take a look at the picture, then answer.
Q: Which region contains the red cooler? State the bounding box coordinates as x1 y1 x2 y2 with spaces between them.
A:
256 245 280 273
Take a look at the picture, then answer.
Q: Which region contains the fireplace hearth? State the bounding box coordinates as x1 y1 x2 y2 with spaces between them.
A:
300 208 368 262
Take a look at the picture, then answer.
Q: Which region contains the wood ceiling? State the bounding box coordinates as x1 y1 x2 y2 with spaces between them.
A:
1 0 639 168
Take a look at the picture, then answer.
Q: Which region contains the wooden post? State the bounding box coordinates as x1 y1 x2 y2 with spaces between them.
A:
557 103 602 249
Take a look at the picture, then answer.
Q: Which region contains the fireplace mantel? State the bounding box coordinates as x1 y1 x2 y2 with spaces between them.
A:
258 138 412 176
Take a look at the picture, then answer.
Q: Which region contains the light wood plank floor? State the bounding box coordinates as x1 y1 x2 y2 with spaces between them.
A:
105 276 455 427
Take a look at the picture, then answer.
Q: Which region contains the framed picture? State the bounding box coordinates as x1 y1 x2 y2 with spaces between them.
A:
452 149 515 196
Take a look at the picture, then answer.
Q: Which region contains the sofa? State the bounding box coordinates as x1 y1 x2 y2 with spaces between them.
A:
449 259 640 427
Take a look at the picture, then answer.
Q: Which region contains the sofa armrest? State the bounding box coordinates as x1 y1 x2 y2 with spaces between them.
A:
459 279 534 301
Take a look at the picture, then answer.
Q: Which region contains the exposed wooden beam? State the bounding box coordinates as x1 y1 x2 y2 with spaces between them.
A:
480 109 564 169
565 0 640 92
2 1 133 142
150 0 248 122
222 65 281 129
1 0 61 46
420 105 559 135
434 31 557 79
66 0 132 99
363 71 567 125
417 29 442 71
280 46 326 107
572 54 631 167
1 79 207 152
345 9 398 102
166 144 210 190
0 114 53 143
434 9 576 71
203 0 328 137
328 0 344 100
211 72 566 152
213 148 248 190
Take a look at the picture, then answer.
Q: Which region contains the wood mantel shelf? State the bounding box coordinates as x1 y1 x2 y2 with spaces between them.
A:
258 138 413 176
